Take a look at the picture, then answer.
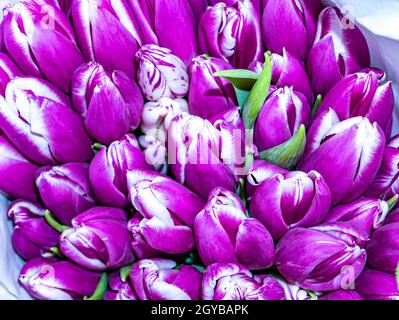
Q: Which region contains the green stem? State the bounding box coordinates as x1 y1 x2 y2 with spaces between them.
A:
84 273 108 301
396 264 399 289
44 210 69 233
312 94 323 117
239 179 247 209
387 194 398 212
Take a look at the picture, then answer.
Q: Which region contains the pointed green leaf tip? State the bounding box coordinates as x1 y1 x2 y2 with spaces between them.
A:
311 94 323 117
214 69 259 107
242 53 272 129
84 273 108 301
259 125 306 170
44 210 69 233
120 264 133 282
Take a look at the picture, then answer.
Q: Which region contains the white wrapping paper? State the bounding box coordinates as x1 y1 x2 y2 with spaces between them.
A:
0 0 399 299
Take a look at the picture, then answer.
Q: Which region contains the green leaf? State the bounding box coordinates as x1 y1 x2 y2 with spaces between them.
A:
242 53 272 129
396 264 399 290
311 94 323 117
308 291 318 300
84 273 108 301
91 142 103 154
44 210 69 233
214 69 259 107
120 264 134 282
259 125 306 170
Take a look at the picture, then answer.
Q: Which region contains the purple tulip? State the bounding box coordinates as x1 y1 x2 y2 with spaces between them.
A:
0 77 93 165
299 112 385 205
255 275 314 300
385 208 399 225
366 138 399 200
307 7 371 95
71 62 144 144
250 170 331 239
195 187 275 270
320 290 363 300
246 160 288 197
89 134 152 208
254 86 311 152
131 259 201 300
60 207 134 271
201 263 260 300
135 45 189 101
276 224 367 292
188 55 237 120
262 0 321 60
198 0 263 69
105 271 137 300
139 98 188 171
0 135 38 201
127 214 161 259
366 221 399 273
168 113 239 199
36 163 96 225
355 268 399 300
316 71 394 136
19 257 103 300
127 169 205 254
270 49 314 103
8 200 59 260
209 0 262 14
71 0 139 78
0 52 23 96
188 0 209 22
325 198 389 239
3 0 84 92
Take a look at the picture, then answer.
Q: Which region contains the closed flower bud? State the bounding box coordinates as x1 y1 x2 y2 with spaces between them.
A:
135 45 189 101
355 268 399 300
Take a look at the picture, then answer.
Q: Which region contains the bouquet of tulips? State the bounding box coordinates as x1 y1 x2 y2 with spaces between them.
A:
0 0 398 301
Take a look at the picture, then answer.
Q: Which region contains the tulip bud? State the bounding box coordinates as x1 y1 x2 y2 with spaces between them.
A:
60 207 134 271
127 214 161 259
8 200 59 260
246 160 288 197
255 275 315 300
201 263 260 300
89 134 152 208
168 113 239 199
366 140 399 201
320 290 363 300
195 187 275 270
0 135 38 201
276 224 367 291
316 71 394 136
105 271 137 300
299 114 385 205
250 171 331 239
188 56 237 120
19 257 104 300
72 62 144 144
135 45 189 101
36 163 96 225
366 221 399 273
307 7 371 95
254 86 311 152
325 198 389 239
131 259 201 300
262 0 321 60
198 0 263 69
270 49 314 103
72 0 139 78
355 268 399 300
3 1 84 92
0 52 23 96
127 170 205 254
0 77 93 165
139 98 188 171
